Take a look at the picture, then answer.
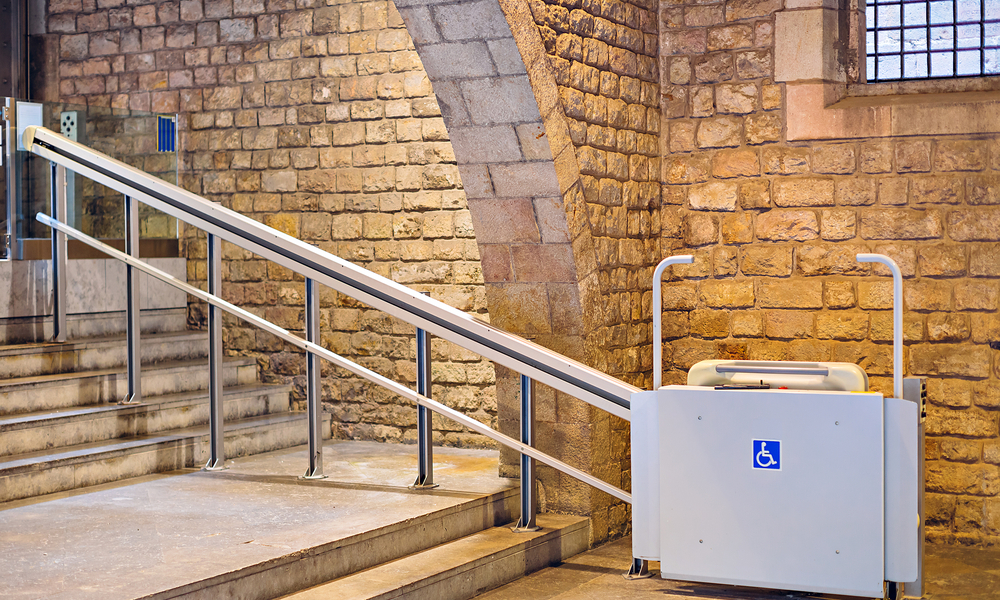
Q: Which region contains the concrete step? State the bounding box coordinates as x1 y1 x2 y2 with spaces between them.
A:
0 307 190 345
0 383 291 457
0 357 259 416
0 411 331 503
281 514 590 600
0 442 517 600
0 329 209 380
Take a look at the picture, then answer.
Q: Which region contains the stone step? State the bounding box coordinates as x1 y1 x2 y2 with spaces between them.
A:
0 357 259 416
0 329 209 380
0 411 331 503
0 307 190 345
280 514 590 600
0 383 291 457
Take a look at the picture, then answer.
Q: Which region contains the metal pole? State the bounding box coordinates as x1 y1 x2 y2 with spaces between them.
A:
411 325 437 488
513 374 539 532
50 162 67 342
204 233 225 470
651 255 694 389
122 195 141 404
302 278 326 479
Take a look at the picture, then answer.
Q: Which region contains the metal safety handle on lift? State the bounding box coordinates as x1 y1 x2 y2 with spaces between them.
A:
652 254 694 390
857 253 903 399
715 364 830 376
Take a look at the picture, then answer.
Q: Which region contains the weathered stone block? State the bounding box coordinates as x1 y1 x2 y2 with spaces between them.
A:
860 209 942 240
690 309 731 338
796 244 868 276
699 280 755 308
745 112 780 145
955 281 999 311
935 140 986 171
712 148 759 178
732 311 764 337
950 210 1000 242
910 344 991 378
758 279 823 308
739 180 770 208
765 311 814 339
685 213 719 246
716 82 758 114
917 244 966 277
696 115 742 148
859 141 892 174
927 313 971 342
689 181 738 211
721 213 753 244
815 312 868 340
812 144 856 174
896 140 931 172
772 178 834 207
820 209 856 241
755 210 818 241
912 176 963 205
740 246 792 276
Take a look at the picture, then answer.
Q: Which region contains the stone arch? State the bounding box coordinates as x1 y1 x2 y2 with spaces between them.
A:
392 0 626 539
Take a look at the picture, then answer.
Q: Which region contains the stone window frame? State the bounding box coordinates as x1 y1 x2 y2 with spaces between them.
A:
775 0 1000 140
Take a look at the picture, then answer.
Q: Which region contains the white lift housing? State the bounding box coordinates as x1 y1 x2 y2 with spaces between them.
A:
634 254 922 599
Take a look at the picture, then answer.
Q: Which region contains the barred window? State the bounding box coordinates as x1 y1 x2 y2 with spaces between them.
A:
866 0 1000 80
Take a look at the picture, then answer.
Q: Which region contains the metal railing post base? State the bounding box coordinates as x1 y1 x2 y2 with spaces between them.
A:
511 520 541 533
202 459 228 471
300 469 328 481
117 394 141 405
408 475 439 490
623 558 652 580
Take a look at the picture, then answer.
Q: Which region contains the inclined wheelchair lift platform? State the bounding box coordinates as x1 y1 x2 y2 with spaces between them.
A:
631 254 925 600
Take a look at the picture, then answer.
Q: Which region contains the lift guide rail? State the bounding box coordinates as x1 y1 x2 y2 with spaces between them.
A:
22 125 637 421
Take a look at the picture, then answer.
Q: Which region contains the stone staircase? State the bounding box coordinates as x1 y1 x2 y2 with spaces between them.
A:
0 313 327 503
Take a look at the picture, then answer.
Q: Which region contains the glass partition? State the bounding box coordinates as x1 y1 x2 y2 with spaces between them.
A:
2 97 179 260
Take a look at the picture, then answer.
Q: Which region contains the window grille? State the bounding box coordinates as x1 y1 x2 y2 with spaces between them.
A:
866 0 1000 80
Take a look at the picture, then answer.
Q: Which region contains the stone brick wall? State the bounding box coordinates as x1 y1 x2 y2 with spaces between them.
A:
660 0 1000 544
529 0 661 391
44 0 498 447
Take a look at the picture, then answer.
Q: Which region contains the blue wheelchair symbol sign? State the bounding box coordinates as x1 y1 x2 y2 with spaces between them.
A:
753 440 781 470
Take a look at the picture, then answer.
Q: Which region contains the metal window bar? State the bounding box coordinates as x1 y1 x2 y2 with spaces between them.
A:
867 0 1000 81
36 211 632 505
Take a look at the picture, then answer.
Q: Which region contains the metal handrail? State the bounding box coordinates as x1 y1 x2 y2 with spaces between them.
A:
23 126 638 421
37 213 631 503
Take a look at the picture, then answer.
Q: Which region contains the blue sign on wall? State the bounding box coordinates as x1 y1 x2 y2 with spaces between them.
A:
157 115 176 153
753 439 781 471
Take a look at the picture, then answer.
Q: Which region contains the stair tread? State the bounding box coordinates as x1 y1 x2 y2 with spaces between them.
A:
0 355 256 389
285 514 589 600
0 329 206 357
0 412 312 472
0 382 292 430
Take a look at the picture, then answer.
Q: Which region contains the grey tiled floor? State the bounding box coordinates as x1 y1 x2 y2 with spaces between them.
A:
477 536 1000 600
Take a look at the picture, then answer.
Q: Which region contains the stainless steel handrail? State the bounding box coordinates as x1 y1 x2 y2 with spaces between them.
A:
24 126 638 420
37 213 631 503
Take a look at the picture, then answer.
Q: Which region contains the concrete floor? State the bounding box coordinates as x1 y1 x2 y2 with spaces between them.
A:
0 440 514 600
477 536 1000 600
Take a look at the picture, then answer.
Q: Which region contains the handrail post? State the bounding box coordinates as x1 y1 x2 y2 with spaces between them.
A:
411 324 437 489
203 233 225 470
122 195 141 404
50 162 67 343
512 374 539 532
302 278 326 479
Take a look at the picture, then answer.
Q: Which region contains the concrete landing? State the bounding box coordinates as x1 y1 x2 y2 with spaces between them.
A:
476 536 1000 600
0 440 517 600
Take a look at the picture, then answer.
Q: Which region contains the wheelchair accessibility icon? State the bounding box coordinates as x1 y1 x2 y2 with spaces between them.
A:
752 439 781 470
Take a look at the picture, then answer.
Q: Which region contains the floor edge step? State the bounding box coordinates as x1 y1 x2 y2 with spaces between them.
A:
278 514 591 600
